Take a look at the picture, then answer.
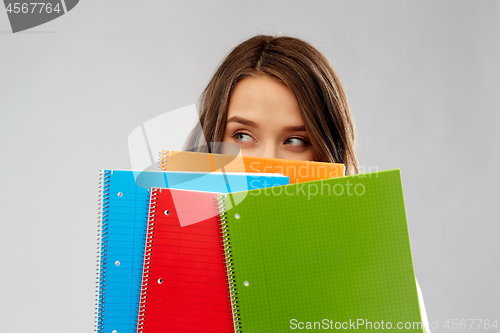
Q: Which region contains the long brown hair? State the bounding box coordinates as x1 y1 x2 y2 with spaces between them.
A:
184 35 359 175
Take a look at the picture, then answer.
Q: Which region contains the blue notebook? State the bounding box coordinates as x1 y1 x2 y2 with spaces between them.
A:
95 170 289 333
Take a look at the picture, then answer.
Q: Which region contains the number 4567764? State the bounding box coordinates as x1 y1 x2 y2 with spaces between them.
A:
443 319 498 330
6 3 62 14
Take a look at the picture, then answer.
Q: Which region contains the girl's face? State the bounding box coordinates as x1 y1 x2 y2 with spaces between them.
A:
222 75 314 161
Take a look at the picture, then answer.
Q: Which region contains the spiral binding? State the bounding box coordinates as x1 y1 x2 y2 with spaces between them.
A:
217 194 242 332
95 170 110 332
159 150 170 171
136 187 160 332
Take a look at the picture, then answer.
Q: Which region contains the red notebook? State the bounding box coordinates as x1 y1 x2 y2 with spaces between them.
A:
137 188 233 332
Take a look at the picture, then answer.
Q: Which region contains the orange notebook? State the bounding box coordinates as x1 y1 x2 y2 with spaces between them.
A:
159 150 345 184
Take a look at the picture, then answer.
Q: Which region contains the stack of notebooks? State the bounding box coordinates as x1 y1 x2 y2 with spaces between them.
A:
95 151 424 333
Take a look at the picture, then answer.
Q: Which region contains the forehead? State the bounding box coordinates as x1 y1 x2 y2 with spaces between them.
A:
227 75 303 122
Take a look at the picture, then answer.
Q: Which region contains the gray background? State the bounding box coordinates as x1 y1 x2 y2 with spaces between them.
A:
1 1 498 332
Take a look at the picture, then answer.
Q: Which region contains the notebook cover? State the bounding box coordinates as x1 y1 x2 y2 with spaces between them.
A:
137 189 233 332
217 169 423 332
95 170 288 333
160 150 345 183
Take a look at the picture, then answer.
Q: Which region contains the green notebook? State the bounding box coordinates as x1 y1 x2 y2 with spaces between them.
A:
217 169 423 332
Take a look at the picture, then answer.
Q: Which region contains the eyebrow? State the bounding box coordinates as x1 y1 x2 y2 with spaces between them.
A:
282 125 307 132
226 116 307 132
227 116 258 128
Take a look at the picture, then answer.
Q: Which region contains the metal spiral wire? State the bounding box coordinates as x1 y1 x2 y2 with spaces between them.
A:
95 170 110 332
216 194 242 332
136 188 159 332
159 150 169 171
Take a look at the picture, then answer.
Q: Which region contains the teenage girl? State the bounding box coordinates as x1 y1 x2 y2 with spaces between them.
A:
185 35 430 333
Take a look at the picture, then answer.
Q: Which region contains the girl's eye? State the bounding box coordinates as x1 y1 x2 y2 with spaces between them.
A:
284 137 309 146
233 132 254 142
